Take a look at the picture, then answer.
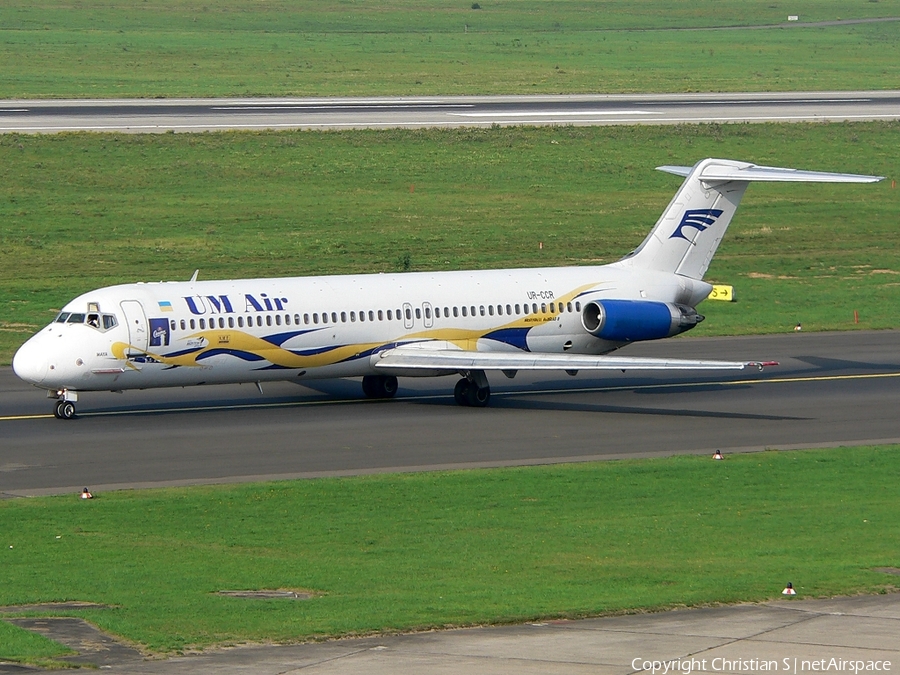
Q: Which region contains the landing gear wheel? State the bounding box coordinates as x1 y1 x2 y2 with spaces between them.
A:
454 378 470 406
466 384 491 408
55 400 76 420
362 375 399 399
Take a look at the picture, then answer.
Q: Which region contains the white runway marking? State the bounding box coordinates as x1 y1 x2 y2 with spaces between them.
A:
449 110 654 117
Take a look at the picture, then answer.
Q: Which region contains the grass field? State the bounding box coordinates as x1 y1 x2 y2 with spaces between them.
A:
1 0 899 98
2 121 899 364
1 445 898 662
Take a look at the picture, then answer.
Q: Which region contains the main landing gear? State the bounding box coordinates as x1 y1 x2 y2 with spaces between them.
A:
453 371 491 408
362 375 399 400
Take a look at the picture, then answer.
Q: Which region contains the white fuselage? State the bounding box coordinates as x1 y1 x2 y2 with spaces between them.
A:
12 262 709 394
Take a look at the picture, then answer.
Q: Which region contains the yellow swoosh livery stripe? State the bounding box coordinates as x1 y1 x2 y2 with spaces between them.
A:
112 284 602 369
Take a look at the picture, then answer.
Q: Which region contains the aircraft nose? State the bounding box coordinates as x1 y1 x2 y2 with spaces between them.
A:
12 335 49 386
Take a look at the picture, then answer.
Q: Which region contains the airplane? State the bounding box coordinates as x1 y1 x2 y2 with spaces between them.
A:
12 158 882 419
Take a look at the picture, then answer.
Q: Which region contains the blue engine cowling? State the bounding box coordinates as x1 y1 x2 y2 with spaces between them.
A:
581 300 704 343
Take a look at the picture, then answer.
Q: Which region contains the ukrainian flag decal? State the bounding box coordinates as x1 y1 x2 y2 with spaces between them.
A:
158 301 174 312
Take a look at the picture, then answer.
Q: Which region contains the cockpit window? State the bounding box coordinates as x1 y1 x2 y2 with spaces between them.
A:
55 312 70 323
87 313 100 328
67 313 86 324
102 314 117 330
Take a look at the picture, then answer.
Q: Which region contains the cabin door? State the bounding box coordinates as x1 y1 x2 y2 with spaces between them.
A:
120 300 149 353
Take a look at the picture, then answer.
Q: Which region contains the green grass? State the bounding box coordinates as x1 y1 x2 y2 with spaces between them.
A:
1 445 898 661
1 0 899 98
2 121 899 363
0 621 74 665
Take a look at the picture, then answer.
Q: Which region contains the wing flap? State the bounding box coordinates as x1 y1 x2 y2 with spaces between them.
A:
374 347 769 372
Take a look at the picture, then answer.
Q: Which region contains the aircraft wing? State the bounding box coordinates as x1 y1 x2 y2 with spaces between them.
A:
373 346 773 373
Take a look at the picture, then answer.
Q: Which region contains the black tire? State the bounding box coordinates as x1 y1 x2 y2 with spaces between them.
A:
453 378 470 406
379 376 398 398
466 384 491 408
59 401 76 420
54 400 64 419
362 375 399 399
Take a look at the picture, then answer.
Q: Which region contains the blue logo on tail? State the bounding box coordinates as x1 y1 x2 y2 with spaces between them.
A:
669 209 724 241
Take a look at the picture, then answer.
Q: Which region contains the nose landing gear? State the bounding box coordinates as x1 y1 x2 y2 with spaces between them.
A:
54 400 76 419
50 390 78 419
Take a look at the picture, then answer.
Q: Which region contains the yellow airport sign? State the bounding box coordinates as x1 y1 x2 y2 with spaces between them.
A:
707 285 735 302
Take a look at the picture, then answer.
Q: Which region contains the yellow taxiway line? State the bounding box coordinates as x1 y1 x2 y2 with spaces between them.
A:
2 370 899 422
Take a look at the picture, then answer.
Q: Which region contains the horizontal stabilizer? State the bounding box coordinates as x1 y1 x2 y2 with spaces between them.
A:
375 347 771 373
657 163 883 183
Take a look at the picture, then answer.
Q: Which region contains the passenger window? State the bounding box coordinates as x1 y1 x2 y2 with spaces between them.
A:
217 317 223 328
368 310 374 322
575 302 581 312
488 305 494 316
405 308 412 320
444 306 449 317
378 310 383 321
265 315 272 326
479 306 485 316
350 311 356 322
228 317 234 328
190 319 196 330
496 305 502 316
341 312 347 323
506 304 512 315
180 319 186 330
200 318 206 329
461 306 467 317
56 312 70 323
359 311 365 322
453 307 459 318
238 316 244 328
424 307 431 319
169 319 176 331
313 313 318 324
567 302 573 312
415 308 421 319
435 307 441 318
550 302 555 313
67 313 85 323
387 309 393 320
515 304 520 314
532 303 538 314
396 308 401 319
332 312 338 324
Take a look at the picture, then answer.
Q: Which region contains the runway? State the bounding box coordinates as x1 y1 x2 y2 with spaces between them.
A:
1 91 899 133
2 330 899 497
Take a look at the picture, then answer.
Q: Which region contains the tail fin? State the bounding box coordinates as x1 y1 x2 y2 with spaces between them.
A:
619 158 882 280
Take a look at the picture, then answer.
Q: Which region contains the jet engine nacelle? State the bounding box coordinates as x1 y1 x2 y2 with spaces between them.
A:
581 299 704 343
